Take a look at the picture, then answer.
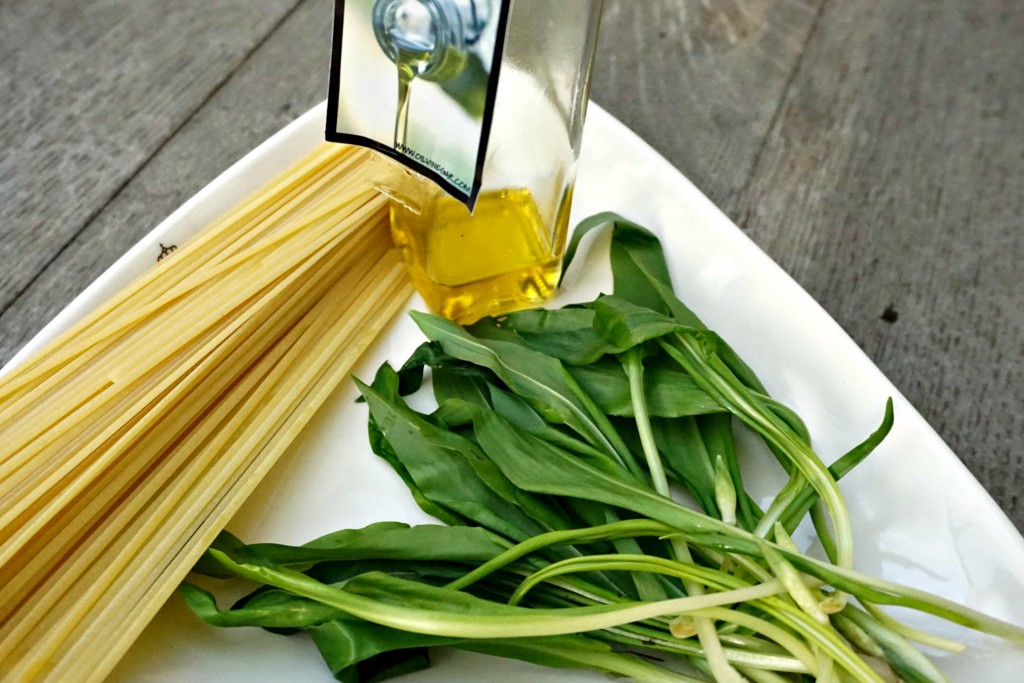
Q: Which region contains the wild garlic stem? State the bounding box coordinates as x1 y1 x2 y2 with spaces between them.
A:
624 348 745 683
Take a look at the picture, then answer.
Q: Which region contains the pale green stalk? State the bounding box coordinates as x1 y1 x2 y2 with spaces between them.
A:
510 556 784 608
816 644 839 683
542 555 866 682
207 549 778 639
756 597 885 683
737 667 794 683
759 539 830 626
447 519 680 591
691 607 816 672
715 455 738 526
449 518 1024 646
660 334 853 607
755 474 805 536
624 349 744 683
604 626 809 673
837 605 951 683
864 603 966 653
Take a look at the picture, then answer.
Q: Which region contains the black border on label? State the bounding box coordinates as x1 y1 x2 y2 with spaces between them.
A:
325 0 512 211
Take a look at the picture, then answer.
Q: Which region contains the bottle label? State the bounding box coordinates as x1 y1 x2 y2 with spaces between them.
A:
326 0 510 209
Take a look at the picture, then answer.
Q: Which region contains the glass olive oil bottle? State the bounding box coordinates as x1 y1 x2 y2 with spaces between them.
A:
390 186 569 320
340 0 604 322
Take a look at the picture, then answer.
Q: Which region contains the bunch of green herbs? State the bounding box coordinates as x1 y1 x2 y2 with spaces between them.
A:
184 214 1024 683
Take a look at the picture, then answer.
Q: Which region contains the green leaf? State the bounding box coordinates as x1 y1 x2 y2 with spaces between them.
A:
397 342 497 396
181 583 342 629
310 617 457 683
606 218 704 329
237 524 513 569
652 416 719 516
306 559 481 587
431 398 477 429
486 385 548 431
497 307 610 365
567 357 724 418
411 311 638 475
412 312 591 429
591 295 687 352
367 411 467 528
572 214 772 394
358 377 551 542
560 211 617 280
469 408 731 537
431 366 492 410
395 342 439 395
562 213 691 321
412 312 588 429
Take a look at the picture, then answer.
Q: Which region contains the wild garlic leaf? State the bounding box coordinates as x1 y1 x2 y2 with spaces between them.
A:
566 357 723 418
590 214 772 394
591 295 686 352
230 524 514 569
181 583 342 629
469 408 731 538
311 617 458 683
651 416 719 517
411 311 631 472
497 307 610 365
431 366 492 410
358 377 549 543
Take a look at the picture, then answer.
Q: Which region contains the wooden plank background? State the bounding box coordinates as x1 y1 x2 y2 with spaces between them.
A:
1 0 1021 541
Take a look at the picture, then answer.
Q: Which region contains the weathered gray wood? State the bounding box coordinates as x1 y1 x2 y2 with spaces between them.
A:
591 0 823 211
0 0 301 316
0 0 823 363
0 0 331 362
735 0 1024 529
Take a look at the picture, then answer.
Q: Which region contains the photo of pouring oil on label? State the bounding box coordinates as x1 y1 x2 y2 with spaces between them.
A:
327 0 509 208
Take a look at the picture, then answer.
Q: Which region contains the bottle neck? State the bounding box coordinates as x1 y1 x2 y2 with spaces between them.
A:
372 0 491 81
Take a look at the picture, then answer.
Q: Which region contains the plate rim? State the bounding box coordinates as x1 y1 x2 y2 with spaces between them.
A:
9 100 1024 681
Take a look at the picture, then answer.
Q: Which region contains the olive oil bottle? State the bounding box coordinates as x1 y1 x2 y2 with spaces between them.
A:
342 0 604 322
391 187 569 321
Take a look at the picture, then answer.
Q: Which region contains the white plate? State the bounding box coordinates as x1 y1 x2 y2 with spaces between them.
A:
12 103 1024 682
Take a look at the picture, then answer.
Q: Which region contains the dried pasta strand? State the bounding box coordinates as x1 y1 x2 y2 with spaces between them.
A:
0 182 379 469
0 219 386 631
0 142 412 682
0 144 361 405
41 260 411 682
0 192 385 518
0 196 385 532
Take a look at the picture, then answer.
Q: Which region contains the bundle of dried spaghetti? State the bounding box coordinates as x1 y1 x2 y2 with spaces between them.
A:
0 143 412 682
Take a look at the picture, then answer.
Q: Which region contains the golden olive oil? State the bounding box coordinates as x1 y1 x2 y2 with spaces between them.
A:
393 46 470 147
390 188 568 323
394 61 415 147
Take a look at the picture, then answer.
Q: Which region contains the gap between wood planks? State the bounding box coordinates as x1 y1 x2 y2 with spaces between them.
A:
0 0 308 325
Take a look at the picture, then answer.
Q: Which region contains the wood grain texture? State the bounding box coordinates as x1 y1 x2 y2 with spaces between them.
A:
0 0 331 362
0 0 301 322
734 0 1024 529
590 0 823 211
